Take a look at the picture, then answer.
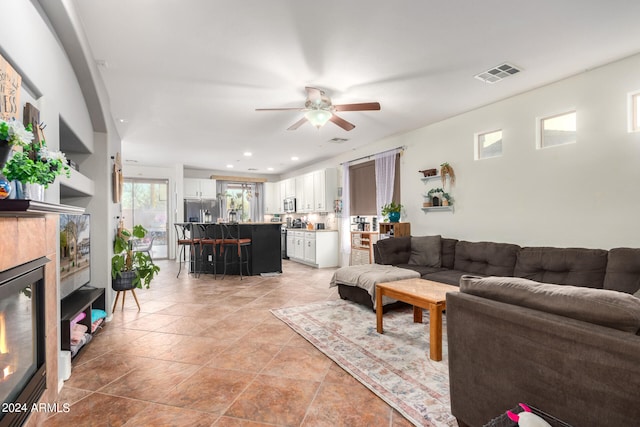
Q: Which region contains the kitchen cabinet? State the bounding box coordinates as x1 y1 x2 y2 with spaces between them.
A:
303 231 316 263
292 230 305 259
184 178 217 199
264 182 282 214
281 178 296 198
288 230 338 268
293 169 338 213
312 168 337 212
296 173 314 212
286 231 296 258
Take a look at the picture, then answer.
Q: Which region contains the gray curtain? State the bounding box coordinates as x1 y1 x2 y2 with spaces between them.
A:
251 182 264 221
216 181 228 219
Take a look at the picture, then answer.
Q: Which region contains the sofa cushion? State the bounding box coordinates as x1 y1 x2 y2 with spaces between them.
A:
604 248 640 294
441 238 458 269
373 236 411 265
460 275 640 333
395 264 444 277
514 247 608 289
453 241 520 276
422 269 471 286
408 235 442 267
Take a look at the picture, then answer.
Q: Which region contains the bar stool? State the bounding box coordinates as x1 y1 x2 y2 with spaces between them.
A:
198 223 222 279
174 223 200 278
220 222 251 279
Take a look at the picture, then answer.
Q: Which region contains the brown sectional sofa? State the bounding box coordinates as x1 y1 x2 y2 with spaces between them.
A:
335 235 640 426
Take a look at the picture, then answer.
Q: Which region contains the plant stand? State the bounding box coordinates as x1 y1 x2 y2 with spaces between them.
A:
112 288 141 312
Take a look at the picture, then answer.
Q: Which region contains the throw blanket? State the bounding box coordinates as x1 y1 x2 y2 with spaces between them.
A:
330 264 420 308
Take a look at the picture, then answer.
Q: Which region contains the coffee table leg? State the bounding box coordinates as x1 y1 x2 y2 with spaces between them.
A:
376 286 383 333
413 306 423 323
429 303 443 361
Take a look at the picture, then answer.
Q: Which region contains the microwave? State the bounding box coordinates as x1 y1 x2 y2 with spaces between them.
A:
283 197 296 213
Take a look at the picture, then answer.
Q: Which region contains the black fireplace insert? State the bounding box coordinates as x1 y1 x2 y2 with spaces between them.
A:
0 257 48 427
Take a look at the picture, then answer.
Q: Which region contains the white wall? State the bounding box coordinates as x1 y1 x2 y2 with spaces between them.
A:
390 53 640 249
282 53 640 250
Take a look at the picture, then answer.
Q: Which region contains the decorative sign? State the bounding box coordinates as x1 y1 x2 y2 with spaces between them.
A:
0 53 21 121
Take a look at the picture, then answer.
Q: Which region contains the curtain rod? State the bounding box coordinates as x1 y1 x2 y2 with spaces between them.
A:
339 146 406 166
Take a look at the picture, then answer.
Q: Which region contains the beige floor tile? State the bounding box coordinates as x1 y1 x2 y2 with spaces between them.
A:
40 259 408 427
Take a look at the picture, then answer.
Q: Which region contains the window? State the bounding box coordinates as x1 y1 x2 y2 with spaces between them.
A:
539 111 576 148
475 129 503 159
630 91 640 132
349 155 400 215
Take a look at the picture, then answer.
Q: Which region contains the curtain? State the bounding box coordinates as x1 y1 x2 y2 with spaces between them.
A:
216 181 228 219
375 151 397 220
252 182 264 221
340 163 351 267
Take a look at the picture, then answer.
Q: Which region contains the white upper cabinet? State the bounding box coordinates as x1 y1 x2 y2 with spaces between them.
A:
313 168 337 212
264 182 282 214
184 178 217 199
281 178 296 198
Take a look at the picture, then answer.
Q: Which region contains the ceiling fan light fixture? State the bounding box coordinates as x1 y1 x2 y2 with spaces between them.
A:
305 109 332 128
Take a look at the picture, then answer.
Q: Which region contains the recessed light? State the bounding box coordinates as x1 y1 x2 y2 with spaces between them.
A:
226 164 234 168
291 156 299 161
267 167 274 171
243 152 252 157
117 118 128 123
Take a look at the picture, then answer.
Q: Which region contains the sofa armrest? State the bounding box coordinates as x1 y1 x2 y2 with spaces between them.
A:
446 292 640 427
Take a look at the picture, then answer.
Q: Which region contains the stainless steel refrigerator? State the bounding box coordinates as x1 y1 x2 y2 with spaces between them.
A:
184 199 218 223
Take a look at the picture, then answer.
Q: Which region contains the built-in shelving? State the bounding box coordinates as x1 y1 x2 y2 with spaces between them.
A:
59 117 95 200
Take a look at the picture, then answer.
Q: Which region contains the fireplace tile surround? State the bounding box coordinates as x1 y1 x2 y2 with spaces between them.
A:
0 215 61 426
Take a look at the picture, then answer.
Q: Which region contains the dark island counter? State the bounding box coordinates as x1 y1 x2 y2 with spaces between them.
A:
179 222 282 276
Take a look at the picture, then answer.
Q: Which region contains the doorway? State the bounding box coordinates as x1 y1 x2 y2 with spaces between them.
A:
122 178 169 259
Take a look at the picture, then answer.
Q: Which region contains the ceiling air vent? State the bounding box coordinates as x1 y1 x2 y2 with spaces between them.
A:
474 63 521 84
328 137 349 143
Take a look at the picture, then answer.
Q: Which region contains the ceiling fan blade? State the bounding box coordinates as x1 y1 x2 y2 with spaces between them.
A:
329 114 355 131
333 102 381 112
255 107 305 111
287 117 308 130
305 87 323 103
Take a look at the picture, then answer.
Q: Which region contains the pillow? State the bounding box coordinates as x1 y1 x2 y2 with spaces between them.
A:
460 275 640 333
408 235 442 268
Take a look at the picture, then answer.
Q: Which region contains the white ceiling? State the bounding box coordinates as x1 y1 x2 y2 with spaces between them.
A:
72 0 640 175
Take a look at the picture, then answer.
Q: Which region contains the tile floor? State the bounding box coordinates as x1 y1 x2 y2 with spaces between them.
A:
43 259 414 426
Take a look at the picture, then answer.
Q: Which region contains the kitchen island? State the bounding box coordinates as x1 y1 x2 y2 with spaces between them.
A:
179 222 282 276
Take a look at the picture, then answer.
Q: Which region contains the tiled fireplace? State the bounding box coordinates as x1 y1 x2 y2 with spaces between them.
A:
0 213 61 426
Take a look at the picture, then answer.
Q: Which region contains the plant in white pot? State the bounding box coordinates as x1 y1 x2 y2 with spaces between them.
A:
111 224 160 290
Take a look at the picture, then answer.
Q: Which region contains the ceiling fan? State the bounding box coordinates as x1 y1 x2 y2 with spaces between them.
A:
256 86 380 131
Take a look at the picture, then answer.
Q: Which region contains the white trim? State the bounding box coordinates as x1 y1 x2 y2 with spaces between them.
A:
628 90 640 133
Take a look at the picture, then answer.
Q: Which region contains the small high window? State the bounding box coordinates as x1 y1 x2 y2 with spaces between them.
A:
475 129 503 160
630 91 640 132
538 111 576 148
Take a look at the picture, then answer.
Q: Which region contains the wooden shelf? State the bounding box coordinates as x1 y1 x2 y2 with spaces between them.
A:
351 231 379 265
60 287 105 356
379 222 411 237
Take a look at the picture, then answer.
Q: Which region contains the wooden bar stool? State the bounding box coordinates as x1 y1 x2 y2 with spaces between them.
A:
198 223 222 279
174 223 200 277
220 222 251 279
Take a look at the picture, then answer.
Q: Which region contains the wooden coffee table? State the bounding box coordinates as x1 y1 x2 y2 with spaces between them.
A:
375 278 459 361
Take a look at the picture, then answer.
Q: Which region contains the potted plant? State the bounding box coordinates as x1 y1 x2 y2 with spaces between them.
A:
2 133 70 199
441 192 453 206
427 187 445 206
0 118 34 169
381 202 403 223
440 162 455 187
111 224 160 290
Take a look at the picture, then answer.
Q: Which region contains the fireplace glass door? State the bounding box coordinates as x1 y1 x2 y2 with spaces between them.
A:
0 260 45 421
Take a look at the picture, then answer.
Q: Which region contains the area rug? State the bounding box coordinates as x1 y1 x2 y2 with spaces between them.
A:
271 300 457 427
